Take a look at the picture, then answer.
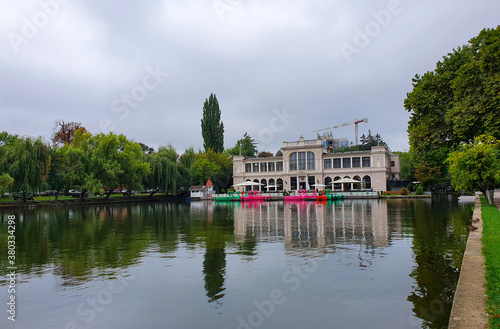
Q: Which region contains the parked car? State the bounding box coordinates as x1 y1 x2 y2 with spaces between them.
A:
40 190 57 196
68 190 80 197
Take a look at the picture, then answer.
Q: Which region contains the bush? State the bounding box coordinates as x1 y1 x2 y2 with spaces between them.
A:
221 189 226 194
400 187 409 195
415 186 424 195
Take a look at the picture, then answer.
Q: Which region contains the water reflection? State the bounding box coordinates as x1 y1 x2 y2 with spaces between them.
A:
0 197 471 329
231 200 399 266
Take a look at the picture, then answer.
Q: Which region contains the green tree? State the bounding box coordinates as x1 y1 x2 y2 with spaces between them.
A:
226 133 258 157
0 173 14 196
191 149 232 191
201 93 224 153
447 135 500 204
0 136 51 198
405 26 500 184
394 151 417 181
144 145 179 196
58 130 150 200
0 132 19 146
179 148 196 191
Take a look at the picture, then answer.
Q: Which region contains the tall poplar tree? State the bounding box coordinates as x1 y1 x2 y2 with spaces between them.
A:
201 93 224 153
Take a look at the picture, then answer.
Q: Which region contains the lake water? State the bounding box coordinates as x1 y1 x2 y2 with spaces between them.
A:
0 196 472 329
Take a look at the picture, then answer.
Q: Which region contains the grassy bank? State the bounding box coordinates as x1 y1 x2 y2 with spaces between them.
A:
0 193 182 209
481 196 500 326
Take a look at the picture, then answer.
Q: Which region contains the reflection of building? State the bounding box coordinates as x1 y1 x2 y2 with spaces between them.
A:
233 136 400 192
233 200 398 250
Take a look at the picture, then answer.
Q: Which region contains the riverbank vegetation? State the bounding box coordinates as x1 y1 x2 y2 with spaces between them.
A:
0 94 276 202
401 26 500 201
481 196 500 326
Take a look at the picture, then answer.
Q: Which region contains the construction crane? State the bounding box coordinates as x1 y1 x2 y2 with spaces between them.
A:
313 118 368 145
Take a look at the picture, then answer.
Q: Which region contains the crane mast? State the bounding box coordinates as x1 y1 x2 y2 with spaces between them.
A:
313 118 368 145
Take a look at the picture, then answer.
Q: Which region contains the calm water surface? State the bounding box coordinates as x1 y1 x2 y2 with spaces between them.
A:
0 196 472 329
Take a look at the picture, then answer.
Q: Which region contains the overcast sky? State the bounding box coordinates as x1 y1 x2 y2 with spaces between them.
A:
1 0 499 154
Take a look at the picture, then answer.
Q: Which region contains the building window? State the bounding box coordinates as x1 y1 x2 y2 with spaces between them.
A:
290 153 297 171
268 162 275 172
307 152 315 170
260 162 267 172
333 158 341 168
291 177 297 190
253 163 259 172
362 157 371 167
298 152 306 170
391 161 395 167
308 176 315 190
276 162 283 171
343 158 351 168
363 175 372 189
352 157 361 168
324 159 332 169
245 163 251 173
277 178 283 190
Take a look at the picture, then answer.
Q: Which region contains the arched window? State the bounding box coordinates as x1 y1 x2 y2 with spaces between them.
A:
253 179 259 191
260 179 267 192
353 175 361 190
324 176 332 188
268 179 275 192
333 176 342 190
290 152 297 171
363 175 372 189
277 178 284 191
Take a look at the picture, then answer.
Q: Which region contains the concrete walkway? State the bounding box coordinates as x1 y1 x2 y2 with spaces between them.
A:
448 194 488 328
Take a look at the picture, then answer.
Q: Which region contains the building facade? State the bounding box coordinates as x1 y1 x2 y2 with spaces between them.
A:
233 136 400 192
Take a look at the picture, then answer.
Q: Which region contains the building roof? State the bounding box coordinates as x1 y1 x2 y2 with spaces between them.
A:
205 179 213 187
188 185 205 192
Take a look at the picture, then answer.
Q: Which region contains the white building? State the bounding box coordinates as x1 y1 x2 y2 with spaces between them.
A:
188 179 214 198
233 136 400 192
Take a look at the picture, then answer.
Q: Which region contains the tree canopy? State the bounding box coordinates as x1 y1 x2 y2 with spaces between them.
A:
191 149 232 191
201 93 224 153
447 135 500 204
0 136 50 196
52 120 87 147
226 132 258 157
404 26 500 185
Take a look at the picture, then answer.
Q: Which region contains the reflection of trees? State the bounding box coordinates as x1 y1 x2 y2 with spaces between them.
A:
398 197 470 329
188 204 234 306
203 230 226 305
0 206 154 286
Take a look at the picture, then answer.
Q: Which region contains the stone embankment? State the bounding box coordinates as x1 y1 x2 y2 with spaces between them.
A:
448 193 488 328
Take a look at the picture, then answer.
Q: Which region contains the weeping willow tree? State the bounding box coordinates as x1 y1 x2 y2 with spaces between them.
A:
144 145 180 196
0 137 51 197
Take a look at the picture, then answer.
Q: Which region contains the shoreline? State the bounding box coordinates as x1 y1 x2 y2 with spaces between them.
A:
448 194 488 328
0 193 435 209
0 195 186 209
